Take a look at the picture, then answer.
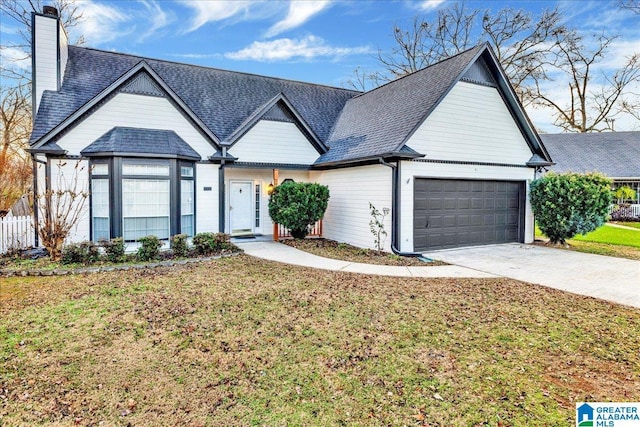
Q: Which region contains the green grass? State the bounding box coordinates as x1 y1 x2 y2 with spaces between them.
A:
535 223 640 260
1 256 638 426
572 224 640 248
612 221 640 230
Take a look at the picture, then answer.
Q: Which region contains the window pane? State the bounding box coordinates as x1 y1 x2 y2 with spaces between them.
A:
91 179 109 241
91 163 108 175
122 162 169 176
181 179 194 236
123 179 170 241
181 166 194 177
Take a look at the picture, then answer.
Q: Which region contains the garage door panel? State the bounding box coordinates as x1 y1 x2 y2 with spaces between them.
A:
414 178 524 251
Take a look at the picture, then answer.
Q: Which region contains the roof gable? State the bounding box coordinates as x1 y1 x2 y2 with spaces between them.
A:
31 61 220 150
223 92 326 154
317 43 551 166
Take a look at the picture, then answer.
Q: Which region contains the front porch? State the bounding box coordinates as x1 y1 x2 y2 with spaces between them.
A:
222 165 321 239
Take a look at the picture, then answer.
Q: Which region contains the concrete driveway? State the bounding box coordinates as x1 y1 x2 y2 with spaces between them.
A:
423 243 640 308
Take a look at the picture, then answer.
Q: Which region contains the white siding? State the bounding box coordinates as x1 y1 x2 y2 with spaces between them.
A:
56 93 216 158
195 163 219 234
47 159 91 244
59 23 68 83
407 81 533 164
228 120 320 165
398 160 536 252
225 168 312 235
33 14 59 114
313 165 392 251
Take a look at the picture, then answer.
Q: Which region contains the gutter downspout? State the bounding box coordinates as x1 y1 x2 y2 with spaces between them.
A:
378 158 431 260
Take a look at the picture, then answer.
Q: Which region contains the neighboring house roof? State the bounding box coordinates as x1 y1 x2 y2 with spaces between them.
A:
540 131 640 178
31 46 357 146
80 127 201 161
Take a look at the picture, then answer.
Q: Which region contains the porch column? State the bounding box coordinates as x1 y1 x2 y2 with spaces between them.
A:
272 168 279 241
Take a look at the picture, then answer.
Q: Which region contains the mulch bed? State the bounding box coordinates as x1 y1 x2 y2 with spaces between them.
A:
281 238 447 266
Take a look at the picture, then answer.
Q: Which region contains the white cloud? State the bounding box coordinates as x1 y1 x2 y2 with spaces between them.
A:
225 35 371 62
74 1 131 44
0 47 30 70
265 1 332 37
418 0 446 11
180 1 257 32
138 0 174 42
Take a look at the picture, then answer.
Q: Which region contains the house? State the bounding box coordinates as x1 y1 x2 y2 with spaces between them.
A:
540 132 640 202
28 7 552 253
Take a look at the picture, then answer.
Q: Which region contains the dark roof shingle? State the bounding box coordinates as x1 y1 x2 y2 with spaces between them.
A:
540 132 640 178
316 45 485 164
32 46 358 145
80 127 201 160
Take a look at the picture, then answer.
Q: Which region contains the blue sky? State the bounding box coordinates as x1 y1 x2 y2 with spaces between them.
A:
2 0 639 131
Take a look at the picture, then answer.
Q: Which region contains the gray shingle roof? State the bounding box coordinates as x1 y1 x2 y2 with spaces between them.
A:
32 46 358 145
316 44 485 164
540 132 640 178
80 127 201 160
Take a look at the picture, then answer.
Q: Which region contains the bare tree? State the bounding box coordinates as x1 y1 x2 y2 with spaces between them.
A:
526 32 640 132
353 3 567 100
1 0 85 82
0 84 32 212
36 160 89 261
356 2 640 132
618 0 640 14
0 0 85 212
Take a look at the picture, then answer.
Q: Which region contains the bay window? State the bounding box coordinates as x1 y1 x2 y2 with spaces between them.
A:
89 158 195 243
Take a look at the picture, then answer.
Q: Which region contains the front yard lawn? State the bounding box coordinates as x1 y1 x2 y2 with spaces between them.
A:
572 223 640 248
535 223 640 260
1 256 638 426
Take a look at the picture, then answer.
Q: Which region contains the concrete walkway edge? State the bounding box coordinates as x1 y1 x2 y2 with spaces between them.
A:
234 240 497 278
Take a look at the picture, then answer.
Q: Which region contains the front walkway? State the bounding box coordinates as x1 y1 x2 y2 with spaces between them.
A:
235 240 640 308
234 240 497 278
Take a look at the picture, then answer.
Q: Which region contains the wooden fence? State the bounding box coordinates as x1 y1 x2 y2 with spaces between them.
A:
275 219 323 240
0 215 35 254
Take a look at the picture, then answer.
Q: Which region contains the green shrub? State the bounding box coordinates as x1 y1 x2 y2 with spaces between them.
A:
530 172 613 244
61 241 100 265
171 234 189 257
137 235 163 261
192 232 231 255
268 182 329 239
100 237 125 263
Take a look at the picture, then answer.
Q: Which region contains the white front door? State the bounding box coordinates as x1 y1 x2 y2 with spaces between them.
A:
229 181 254 235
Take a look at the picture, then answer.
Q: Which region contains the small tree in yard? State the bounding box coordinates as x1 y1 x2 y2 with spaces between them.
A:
268 182 329 239
369 202 390 252
35 160 89 261
530 172 613 245
614 186 637 205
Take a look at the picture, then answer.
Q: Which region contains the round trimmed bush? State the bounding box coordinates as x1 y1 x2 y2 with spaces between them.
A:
530 172 613 244
268 182 329 239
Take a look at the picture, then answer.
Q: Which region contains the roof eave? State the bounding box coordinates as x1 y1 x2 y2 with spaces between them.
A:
82 151 201 161
313 151 424 169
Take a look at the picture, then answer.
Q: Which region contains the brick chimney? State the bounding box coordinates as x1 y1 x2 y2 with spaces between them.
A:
32 6 69 117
